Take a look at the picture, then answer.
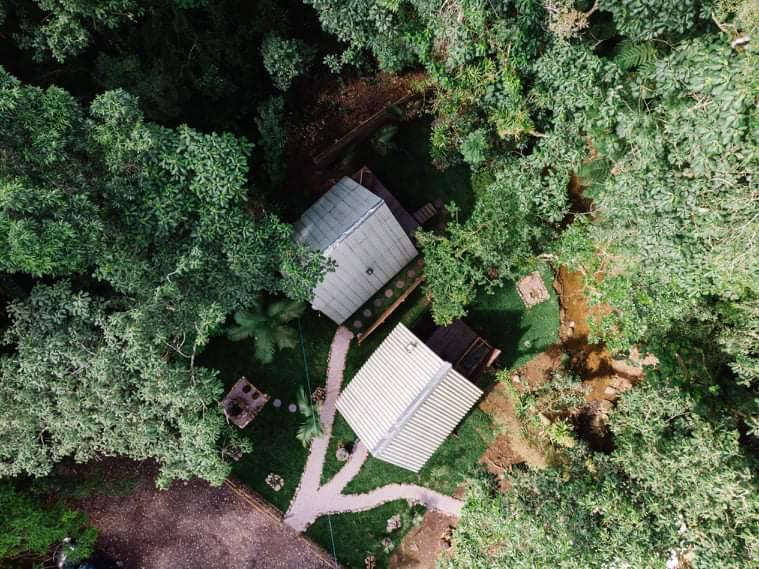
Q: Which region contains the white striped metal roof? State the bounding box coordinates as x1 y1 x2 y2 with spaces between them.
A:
293 177 418 324
336 324 483 472
293 177 383 253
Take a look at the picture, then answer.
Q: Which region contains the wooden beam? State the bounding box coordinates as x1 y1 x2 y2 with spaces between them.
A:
312 92 419 168
357 274 425 345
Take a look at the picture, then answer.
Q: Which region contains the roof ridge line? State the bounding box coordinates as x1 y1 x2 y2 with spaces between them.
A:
370 357 453 456
323 182 384 254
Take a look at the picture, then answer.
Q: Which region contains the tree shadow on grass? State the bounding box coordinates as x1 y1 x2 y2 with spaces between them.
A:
466 307 553 371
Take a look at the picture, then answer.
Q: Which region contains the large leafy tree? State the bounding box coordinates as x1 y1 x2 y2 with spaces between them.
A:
418 174 547 325
0 68 324 349
8 0 144 62
556 37 757 374
0 68 324 485
0 282 248 487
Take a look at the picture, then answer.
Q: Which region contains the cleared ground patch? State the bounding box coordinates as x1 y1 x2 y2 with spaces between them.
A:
72 461 335 569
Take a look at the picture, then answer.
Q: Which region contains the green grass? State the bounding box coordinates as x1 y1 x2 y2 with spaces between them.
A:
365 118 475 220
198 309 336 511
466 262 561 370
307 501 426 569
345 407 493 494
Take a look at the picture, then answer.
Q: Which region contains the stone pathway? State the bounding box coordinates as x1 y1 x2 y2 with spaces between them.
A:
284 326 464 533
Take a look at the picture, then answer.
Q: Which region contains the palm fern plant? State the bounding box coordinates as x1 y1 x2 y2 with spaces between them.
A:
295 386 323 447
226 296 306 364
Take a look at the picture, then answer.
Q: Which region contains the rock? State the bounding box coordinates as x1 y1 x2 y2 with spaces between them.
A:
603 385 618 396
265 473 284 492
336 447 350 462
611 376 633 391
386 514 402 533
597 400 614 414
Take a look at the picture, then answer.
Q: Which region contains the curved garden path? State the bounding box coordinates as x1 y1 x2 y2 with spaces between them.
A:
284 326 464 533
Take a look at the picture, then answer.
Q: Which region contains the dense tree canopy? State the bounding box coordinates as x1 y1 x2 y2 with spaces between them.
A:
0 0 757 566
0 282 250 486
0 65 323 487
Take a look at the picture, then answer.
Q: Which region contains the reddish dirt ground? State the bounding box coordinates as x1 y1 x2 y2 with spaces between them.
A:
554 266 657 449
293 71 426 154
280 71 426 209
73 461 335 569
388 511 458 569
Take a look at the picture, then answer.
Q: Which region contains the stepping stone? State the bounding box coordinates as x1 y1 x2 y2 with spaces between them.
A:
384 289 393 298
363 309 372 318
288 403 297 413
395 280 405 288
374 298 384 307
353 320 363 329
273 399 282 408
407 269 416 278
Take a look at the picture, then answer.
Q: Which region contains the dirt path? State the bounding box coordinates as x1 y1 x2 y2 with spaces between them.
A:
285 326 464 533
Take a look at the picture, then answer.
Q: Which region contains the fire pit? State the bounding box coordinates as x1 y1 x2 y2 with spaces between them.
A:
221 377 270 428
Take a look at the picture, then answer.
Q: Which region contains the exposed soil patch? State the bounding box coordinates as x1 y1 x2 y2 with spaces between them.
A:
388 511 458 569
72 460 335 569
554 266 656 450
511 343 564 390
480 384 549 474
293 71 426 155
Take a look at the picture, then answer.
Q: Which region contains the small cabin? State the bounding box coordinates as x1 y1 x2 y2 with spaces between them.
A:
294 176 418 324
336 324 484 472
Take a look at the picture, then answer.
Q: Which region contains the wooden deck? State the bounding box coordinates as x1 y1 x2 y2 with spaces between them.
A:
426 320 500 379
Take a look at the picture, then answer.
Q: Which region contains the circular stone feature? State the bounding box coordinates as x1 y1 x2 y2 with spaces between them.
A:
363 309 372 318
407 269 416 278
384 289 393 298
287 403 297 413
353 320 363 329
273 398 282 408
336 447 350 462
395 280 405 288
373 298 384 307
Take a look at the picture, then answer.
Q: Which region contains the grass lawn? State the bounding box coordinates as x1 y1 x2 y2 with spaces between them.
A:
345 407 492 495
198 309 336 511
364 118 475 220
307 501 426 569
466 262 561 370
